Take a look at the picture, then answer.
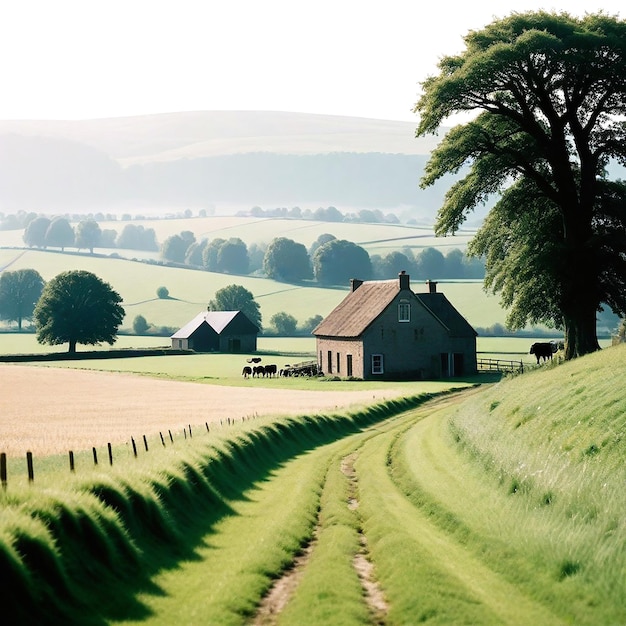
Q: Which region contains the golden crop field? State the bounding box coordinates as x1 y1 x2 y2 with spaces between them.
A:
0 364 411 457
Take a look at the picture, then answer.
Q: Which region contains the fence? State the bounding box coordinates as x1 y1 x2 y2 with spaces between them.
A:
477 357 524 375
0 415 255 489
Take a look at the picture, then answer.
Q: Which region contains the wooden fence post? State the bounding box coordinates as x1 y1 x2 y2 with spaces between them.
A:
1 453 7 490
26 451 34 483
69 451 75 472
108 443 113 466
92 447 98 466
205 422 209 433
189 424 192 438
160 432 165 447
131 437 137 458
143 435 149 452
169 429 173 443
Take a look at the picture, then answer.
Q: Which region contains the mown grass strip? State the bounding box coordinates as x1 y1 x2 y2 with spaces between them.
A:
275 440 372 626
355 396 565 625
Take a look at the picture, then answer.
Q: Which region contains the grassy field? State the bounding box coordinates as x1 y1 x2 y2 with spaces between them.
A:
0 334 558 383
0 246 507 332
1 345 625 623
0 215 503 334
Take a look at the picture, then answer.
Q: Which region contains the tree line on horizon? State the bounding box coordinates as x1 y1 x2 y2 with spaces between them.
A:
160 230 485 284
9 212 486 284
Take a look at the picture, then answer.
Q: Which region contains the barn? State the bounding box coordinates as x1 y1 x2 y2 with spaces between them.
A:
312 272 477 380
171 311 259 352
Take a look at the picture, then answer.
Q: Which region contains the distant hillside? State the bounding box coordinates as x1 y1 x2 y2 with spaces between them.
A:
0 111 457 219
0 111 438 162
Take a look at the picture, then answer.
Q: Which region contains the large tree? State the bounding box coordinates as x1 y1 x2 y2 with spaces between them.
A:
75 219 102 254
312 239 372 285
415 11 626 359
216 238 249 274
263 237 312 282
208 284 262 330
23 216 51 248
0 269 45 330
45 217 75 251
34 270 125 353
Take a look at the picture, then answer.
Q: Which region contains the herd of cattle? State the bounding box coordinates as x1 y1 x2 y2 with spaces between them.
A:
241 342 561 378
242 360 321 378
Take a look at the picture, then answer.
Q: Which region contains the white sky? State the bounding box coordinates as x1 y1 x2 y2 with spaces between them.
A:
0 0 623 122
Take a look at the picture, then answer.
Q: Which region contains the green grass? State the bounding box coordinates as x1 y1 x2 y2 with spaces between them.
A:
386 346 626 624
2 346 625 623
0 216 506 332
0 394 435 623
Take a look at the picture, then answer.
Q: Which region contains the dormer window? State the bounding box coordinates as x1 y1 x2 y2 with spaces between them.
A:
398 301 410 322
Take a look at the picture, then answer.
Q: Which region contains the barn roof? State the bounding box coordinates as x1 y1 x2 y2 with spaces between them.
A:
172 310 257 339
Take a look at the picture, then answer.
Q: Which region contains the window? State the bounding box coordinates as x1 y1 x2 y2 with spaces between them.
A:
336 352 341 374
371 354 384 375
327 350 333 374
347 354 353 377
398 302 410 322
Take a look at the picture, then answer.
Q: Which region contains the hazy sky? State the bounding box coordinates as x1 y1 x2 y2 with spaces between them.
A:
0 0 623 122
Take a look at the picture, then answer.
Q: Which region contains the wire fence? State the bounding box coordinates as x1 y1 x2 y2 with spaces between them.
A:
0 415 256 489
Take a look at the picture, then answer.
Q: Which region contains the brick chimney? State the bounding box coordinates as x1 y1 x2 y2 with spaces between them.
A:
350 278 363 292
398 270 410 290
426 280 438 294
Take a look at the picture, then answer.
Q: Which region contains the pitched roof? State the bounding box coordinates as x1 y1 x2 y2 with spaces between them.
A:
416 293 477 337
312 279 402 338
312 277 477 339
171 310 251 339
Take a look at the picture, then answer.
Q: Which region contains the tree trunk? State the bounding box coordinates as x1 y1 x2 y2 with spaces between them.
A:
563 304 600 359
68 339 77 353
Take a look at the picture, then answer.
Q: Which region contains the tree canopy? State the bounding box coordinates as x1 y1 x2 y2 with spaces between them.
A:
23 216 51 248
312 239 372 285
33 270 125 353
45 217 75 251
75 219 102 254
415 11 626 359
263 237 312 282
208 284 262 330
269 311 298 335
0 268 45 330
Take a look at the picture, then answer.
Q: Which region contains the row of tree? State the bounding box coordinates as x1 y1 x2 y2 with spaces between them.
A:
22 217 159 253
238 205 401 224
162 231 485 284
18 214 484 284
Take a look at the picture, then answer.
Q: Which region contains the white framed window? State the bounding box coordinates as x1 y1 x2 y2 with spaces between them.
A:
398 302 410 322
371 354 384 375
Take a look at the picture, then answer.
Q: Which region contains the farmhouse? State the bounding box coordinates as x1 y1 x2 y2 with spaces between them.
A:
171 310 259 352
313 272 477 380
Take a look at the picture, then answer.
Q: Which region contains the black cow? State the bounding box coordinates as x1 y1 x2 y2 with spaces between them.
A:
242 366 252 378
530 342 556 364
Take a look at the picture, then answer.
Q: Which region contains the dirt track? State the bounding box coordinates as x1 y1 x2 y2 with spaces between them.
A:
0 365 405 456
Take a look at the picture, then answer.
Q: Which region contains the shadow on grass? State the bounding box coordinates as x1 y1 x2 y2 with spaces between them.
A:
4 392 447 624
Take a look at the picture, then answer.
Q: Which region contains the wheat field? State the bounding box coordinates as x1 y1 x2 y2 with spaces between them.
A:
0 364 407 456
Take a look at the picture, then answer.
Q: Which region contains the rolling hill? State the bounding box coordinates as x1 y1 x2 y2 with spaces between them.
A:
0 111 464 222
